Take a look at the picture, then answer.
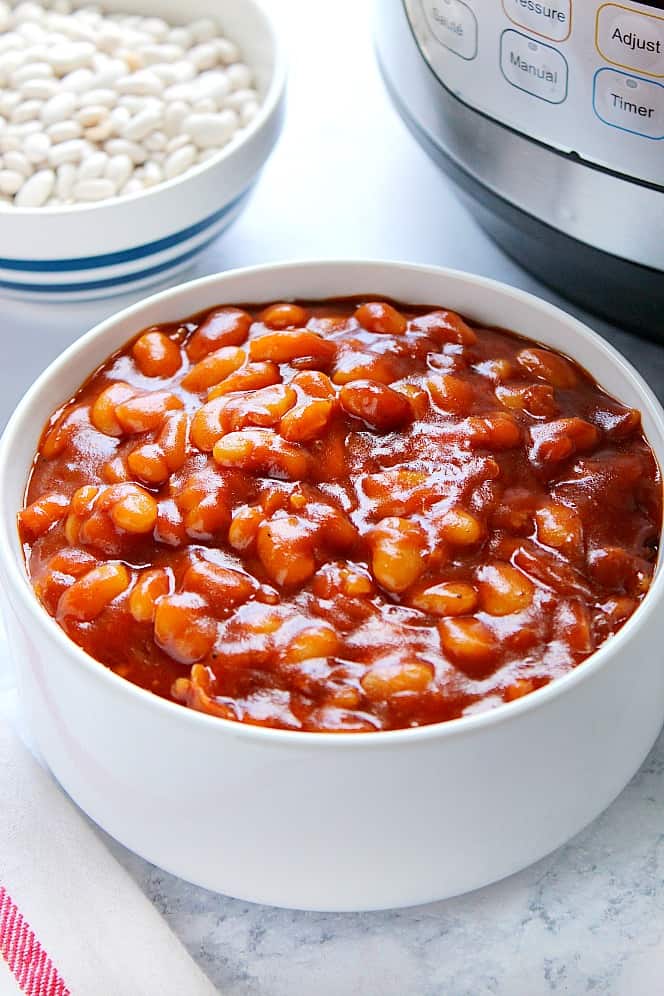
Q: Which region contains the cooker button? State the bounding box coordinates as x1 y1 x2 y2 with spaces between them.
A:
502 0 572 43
421 0 478 60
593 67 664 138
596 3 664 78
500 29 568 103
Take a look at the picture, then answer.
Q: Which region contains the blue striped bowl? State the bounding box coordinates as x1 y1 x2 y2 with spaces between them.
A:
0 0 285 302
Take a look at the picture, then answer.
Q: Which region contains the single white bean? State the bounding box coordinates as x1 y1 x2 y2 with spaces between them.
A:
163 99 189 136
142 159 162 186
48 137 90 166
122 106 162 141
47 119 82 143
104 152 132 187
165 132 190 153
41 92 77 125
192 98 217 114
240 101 259 127
167 27 192 49
167 60 196 84
0 169 24 195
76 104 108 128
23 131 50 163
92 58 126 87
120 176 144 196
77 149 107 180
226 63 252 90
116 70 163 96
163 142 195 179
0 92 21 118
50 41 95 75
55 161 76 199
189 43 217 72
0 1 10 32
15 166 54 206
144 130 166 152
108 105 131 133
85 118 114 142
20 77 58 100
4 150 32 176
0 133 21 154
183 109 238 148
104 137 146 163
59 67 94 93
141 43 183 65
78 88 117 108
194 69 230 103
215 38 240 65
10 61 53 87
223 87 258 111
10 99 43 124
73 176 115 201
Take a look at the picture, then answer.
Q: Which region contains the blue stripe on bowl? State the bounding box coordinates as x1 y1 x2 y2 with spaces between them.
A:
0 228 225 293
0 187 250 273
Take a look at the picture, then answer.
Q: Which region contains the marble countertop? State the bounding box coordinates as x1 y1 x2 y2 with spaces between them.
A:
4 0 664 992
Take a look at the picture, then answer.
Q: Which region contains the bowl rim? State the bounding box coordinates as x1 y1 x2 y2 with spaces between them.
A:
0 0 286 219
2 258 664 749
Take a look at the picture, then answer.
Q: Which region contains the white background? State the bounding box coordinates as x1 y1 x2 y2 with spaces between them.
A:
6 0 664 993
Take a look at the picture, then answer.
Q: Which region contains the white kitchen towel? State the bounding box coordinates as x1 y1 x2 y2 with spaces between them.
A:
0 711 218 996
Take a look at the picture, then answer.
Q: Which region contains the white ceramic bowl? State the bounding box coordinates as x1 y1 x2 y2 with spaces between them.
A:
0 0 285 302
1 260 663 912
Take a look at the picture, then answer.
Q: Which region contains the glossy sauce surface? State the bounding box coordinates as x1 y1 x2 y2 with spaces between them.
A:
19 299 662 732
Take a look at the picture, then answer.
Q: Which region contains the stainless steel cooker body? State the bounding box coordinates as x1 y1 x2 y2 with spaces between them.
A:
376 0 664 336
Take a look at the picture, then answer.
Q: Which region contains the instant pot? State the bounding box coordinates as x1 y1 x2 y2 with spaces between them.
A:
376 0 664 337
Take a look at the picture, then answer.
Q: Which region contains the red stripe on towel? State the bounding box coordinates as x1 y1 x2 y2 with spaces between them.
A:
0 886 70 995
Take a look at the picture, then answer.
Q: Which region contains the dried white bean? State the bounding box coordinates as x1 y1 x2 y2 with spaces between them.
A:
163 143 195 179
189 43 217 72
122 106 162 141
215 39 240 65
121 176 144 196
41 92 77 125
194 69 230 103
59 67 94 92
163 100 188 136
104 137 146 164
50 41 95 75
77 149 107 179
141 44 183 65
47 119 82 143
223 88 258 111
166 132 190 153
48 137 90 166
15 166 54 205
184 110 237 148
142 160 162 186
72 176 115 200
10 61 53 86
0 169 24 194
55 161 76 198
11 99 43 124
116 70 162 96
23 131 50 162
226 64 252 90
20 76 58 100
85 119 113 142
104 152 131 187
4 150 32 176
240 101 259 127
78 88 117 108
144 130 166 152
